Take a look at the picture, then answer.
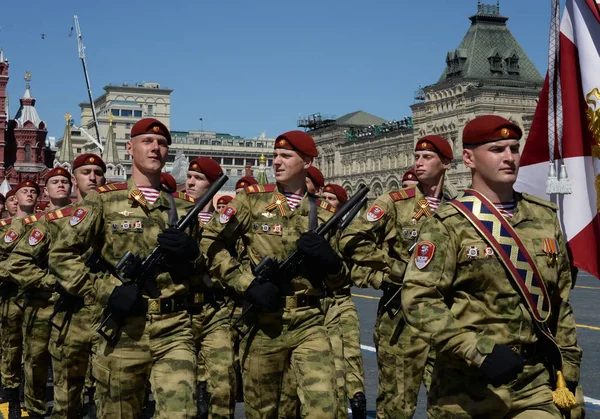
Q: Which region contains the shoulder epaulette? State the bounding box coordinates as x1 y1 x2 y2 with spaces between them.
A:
23 212 45 225
0 218 13 227
520 192 558 211
246 184 277 194
172 191 194 202
316 199 336 213
46 206 74 222
389 187 417 202
95 183 128 193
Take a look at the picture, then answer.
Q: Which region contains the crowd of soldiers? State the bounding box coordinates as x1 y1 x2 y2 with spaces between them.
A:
0 114 584 419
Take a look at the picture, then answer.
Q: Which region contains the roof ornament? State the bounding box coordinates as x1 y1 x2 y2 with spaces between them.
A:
24 70 31 89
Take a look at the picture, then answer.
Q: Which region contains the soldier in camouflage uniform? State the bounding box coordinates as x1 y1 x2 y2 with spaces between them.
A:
340 135 457 419
8 168 73 418
50 118 202 418
323 183 367 418
402 115 583 418
20 155 105 418
201 130 345 419
185 157 236 419
4 190 18 218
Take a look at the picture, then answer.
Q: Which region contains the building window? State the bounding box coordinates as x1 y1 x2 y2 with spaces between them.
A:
124 154 130 160
76 148 82 153
506 54 519 74
134 110 142 118
238 141 245 146
147 104 154 115
111 109 119 116
246 141 252 147
24 144 31 163
200 139 208 145
488 53 503 73
125 123 132 129
211 140 221 146
125 134 131 139
223 157 233 165
121 109 133 117
226 140 234 146
256 142 263 148
234 158 244 166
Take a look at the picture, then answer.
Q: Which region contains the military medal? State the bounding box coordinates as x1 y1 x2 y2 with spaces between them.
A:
411 230 418 238
262 224 270 232
542 238 560 265
271 224 282 235
466 245 479 259
112 223 118 231
121 221 131 230
484 246 495 257
28 229 44 246
134 220 143 230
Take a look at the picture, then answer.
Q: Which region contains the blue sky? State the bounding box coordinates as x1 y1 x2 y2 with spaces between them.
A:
0 0 557 140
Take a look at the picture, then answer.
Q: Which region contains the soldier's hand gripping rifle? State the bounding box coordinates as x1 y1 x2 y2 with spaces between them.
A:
232 185 370 336
381 242 418 317
96 173 228 344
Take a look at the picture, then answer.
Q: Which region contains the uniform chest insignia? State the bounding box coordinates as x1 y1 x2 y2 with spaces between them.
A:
271 224 282 235
134 220 143 230
121 221 131 230
220 206 237 224
119 210 133 217
414 241 435 270
261 212 275 219
129 190 148 208
111 223 118 231
4 229 18 244
484 246 495 257
70 207 88 226
366 204 385 222
28 229 44 246
466 245 479 259
261 224 270 232
413 199 432 221
541 238 559 265
265 193 288 217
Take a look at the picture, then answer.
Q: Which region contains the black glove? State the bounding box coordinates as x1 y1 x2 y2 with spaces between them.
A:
245 280 280 312
479 344 524 386
107 284 146 318
157 228 200 260
296 232 343 274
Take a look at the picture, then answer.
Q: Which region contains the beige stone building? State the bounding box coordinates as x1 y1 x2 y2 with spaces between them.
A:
306 3 544 198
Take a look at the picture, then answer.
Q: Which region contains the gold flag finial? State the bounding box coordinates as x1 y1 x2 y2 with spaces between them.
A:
108 114 115 124
24 71 31 82
64 113 72 122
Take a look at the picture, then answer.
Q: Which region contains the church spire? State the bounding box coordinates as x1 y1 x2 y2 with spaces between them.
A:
56 113 75 165
102 114 119 164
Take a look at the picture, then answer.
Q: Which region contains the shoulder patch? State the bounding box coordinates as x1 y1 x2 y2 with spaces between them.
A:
0 218 13 227
69 207 88 226
389 187 417 202
246 184 277 194
414 241 436 270
4 229 18 244
316 199 336 213
28 228 45 246
23 213 45 225
46 206 74 222
220 206 237 224
172 191 195 202
95 183 128 194
520 192 558 211
365 204 385 222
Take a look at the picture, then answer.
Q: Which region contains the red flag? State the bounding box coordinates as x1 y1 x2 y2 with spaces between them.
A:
516 0 600 279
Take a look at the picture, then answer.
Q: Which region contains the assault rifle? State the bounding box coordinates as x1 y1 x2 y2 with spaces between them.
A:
232 185 370 336
380 241 418 317
96 173 228 344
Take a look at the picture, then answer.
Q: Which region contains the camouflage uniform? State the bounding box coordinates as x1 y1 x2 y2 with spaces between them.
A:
49 179 200 419
201 184 346 419
401 192 582 418
8 211 56 416
0 217 37 392
340 184 457 419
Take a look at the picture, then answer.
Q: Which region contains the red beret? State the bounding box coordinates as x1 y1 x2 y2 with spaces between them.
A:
462 115 522 146
402 169 418 183
307 166 325 189
45 167 72 183
235 176 258 190
275 131 318 157
217 195 233 206
323 183 348 204
5 189 15 199
415 135 453 160
73 153 106 172
14 180 40 195
188 157 223 182
0 193 4 203
160 172 177 193
131 118 172 145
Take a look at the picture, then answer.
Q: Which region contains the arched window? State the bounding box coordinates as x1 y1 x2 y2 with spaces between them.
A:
25 144 31 163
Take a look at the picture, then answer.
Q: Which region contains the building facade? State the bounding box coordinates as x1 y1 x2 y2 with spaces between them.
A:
306 3 544 198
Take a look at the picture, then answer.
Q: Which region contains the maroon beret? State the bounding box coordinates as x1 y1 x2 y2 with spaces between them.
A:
402 169 418 183
160 172 177 193
188 157 223 182
217 195 233 206
5 190 15 199
235 176 258 190
275 130 318 157
415 135 453 160
323 183 348 204
131 118 172 145
73 153 106 172
45 167 72 183
462 115 522 146
307 166 325 189
14 180 40 195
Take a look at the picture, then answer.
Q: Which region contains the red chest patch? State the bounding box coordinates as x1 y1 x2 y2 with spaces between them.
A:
220 206 237 224
70 207 88 226
4 229 18 244
414 241 436 270
365 205 385 222
29 229 44 246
